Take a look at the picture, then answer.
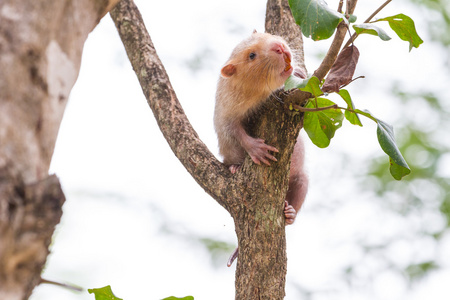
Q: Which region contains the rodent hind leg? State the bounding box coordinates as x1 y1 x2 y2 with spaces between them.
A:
284 138 309 225
284 200 297 225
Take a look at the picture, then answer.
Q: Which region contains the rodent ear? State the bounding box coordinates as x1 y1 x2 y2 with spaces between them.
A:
253 29 257 34
221 64 236 78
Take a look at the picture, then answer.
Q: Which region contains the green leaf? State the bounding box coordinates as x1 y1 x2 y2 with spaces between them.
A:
375 14 423 51
303 98 344 148
353 110 411 180
288 0 345 41
337 89 362 126
353 23 391 41
377 120 411 180
88 286 123 300
389 157 411 180
162 297 194 300
284 74 311 90
299 76 322 99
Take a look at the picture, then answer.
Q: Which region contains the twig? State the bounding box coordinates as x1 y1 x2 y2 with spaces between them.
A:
364 0 392 23
343 0 392 48
338 0 344 12
336 106 378 122
40 278 83 292
292 104 339 112
339 75 365 89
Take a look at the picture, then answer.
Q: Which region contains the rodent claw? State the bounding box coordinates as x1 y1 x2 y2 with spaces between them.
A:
261 158 271 166
229 164 241 174
268 155 278 162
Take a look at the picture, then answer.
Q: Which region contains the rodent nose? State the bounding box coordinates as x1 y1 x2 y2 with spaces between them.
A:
272 43 285 54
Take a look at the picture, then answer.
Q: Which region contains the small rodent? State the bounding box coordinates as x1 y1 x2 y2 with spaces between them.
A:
215 31 293 168
214 32 308 266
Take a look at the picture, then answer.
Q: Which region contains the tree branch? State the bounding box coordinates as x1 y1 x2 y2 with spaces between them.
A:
110 0 234 212
0 0 119 298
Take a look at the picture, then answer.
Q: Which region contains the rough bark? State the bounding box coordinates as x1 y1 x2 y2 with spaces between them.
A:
233 96 306 299
0 0 119 299
0 170 65 300
233 1 310 298
110 0 309 299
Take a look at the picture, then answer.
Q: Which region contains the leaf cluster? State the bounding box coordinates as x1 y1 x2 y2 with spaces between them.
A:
287 0 424 180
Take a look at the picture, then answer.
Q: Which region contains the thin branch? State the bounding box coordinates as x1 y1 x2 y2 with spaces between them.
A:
292 104 338 112
339 75 365 89
40 278 83 293
343 0 392 48
338 0 344 13
364 0 392 23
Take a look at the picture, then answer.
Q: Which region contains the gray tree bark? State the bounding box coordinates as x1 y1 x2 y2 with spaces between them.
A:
0 0 119 299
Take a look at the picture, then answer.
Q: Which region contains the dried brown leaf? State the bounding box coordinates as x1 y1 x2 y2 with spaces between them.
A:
322 45 360 93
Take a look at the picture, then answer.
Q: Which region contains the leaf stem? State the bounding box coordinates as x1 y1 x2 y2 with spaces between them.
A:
343 0 392 48
295 100 378 123
340 75 365 89
336 106 378 122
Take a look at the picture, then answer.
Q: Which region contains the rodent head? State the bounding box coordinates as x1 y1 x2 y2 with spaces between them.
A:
219 32 294 100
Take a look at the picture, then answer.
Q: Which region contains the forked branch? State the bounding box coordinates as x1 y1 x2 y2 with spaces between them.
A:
109 0 233 211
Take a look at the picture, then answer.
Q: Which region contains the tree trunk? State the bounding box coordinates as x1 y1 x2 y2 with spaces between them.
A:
233 97 305 299
232 1 307 298
0 0 119 299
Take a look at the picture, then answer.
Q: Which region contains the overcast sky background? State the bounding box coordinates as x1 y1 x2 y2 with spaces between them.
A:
29 0 449 299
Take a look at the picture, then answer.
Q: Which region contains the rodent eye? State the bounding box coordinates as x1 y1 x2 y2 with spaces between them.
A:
249 52 256 60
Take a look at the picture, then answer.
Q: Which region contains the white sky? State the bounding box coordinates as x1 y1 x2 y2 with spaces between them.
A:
30 0 449 299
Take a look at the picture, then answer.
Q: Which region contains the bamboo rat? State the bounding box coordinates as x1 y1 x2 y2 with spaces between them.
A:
214 31 309 266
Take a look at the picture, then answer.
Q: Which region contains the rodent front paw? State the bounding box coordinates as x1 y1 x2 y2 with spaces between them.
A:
247 138 279 166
